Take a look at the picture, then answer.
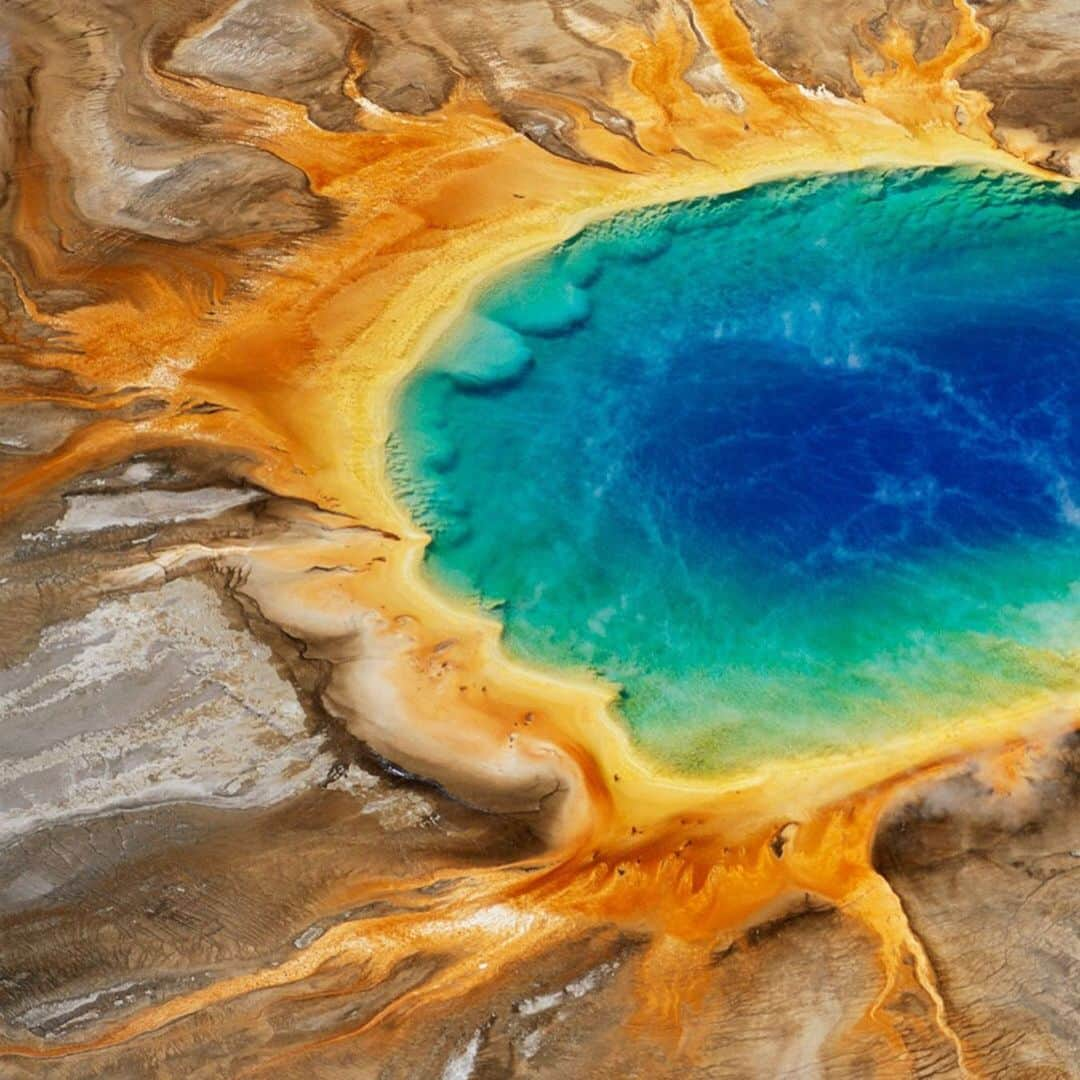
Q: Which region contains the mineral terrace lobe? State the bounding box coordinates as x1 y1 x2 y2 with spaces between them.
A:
1 0 1078 1076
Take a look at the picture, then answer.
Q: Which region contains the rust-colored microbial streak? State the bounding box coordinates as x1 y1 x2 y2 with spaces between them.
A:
0 0 1074 1071
0 750 999 1069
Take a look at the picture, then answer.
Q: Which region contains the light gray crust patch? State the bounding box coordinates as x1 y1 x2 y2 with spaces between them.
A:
0 577 332 847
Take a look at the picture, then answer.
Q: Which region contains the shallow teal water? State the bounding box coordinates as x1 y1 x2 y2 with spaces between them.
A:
390 169 1080 773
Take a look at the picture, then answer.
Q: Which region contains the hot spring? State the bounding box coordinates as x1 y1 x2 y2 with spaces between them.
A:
391 168 1080 774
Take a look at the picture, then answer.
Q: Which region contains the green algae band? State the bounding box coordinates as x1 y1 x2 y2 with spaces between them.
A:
391 169 1080 774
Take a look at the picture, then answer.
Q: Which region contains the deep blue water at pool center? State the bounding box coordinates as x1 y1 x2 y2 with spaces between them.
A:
391 169 1080 773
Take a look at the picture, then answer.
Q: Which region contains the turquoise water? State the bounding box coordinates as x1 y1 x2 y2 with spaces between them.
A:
391 169 1080 773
